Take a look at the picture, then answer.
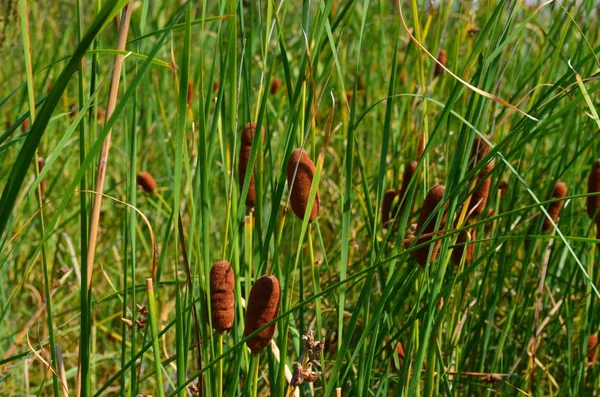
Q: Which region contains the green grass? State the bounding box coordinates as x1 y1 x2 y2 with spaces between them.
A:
1 0 600 395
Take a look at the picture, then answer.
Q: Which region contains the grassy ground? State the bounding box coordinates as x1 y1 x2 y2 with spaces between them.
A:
1 0 600 395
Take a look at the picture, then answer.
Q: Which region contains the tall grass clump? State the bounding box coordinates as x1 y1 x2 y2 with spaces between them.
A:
2 0 600 396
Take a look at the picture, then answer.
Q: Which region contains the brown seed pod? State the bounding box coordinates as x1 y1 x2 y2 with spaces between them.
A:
434 49 447 77
241 122 260 147
381 189 398 228
468 161 494 216
38 157 46 200
209 260 235 333
137 171 157 193
238 145 256 208
542 182 567 231
22 119 28 133
400 161 418 199
69 103 77 118
451 227 476 266
213 80 220 92
244 275 281 354
286 149 320 223
270 77 282 94
469 136 490 169
587 160 600 220
588 334 599 366
412 185 446 267
390 341 405 371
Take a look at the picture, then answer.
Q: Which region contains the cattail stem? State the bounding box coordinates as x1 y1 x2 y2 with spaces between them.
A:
217 333 223 397
250 353 260 397
245 213 253 305
146 278 165 397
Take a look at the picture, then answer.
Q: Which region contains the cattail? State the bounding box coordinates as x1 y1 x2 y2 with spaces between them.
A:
469 136 490 169
239 123 264 208
187 81 193 107
241 122 259 147
587 160 600 220
434 49 447 78
542 182 567 231
400 161 418 199
22 119 28 133
209 260 235 333
239 145 256 208
213 80 220 92
451 227 475 266
244 275 281 354
137 171 157 193
38 157 46 200
270 77 282 94
588 334 599 366
390 341 405 371
412 185 446 267
468 161 494 216
382 189 398 228
286 149 320 223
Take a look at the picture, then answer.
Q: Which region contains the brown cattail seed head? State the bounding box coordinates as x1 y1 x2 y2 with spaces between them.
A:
400 161 418 199
244 275 281 354
239 146 256 208
391 341 405 371
241 122 263 147
270 77 282 94
137 171 157 193
542 182 567 231
468 161 494 216
412 185 446 267
286 149 320 223
451 227 476 266
381 189 398 228
22 119 28 133
209 260 235 333
38 157 46 200
587 160 600 220
588 334 599 366
469 136 490 169
434 49 447 77
69 103 77 118
213 80 220 92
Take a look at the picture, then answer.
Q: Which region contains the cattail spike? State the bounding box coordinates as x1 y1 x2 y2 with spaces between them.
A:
451 227 476 266
244 275 281 354
137 171 157 194
588 334 599 366
542 182 567 231
468 161 494 216
381 189 398 228
587 160 600 220
412 185 446 267
209 260 235 333
239 146 256 208
434 49 447 78
286 149 320 223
